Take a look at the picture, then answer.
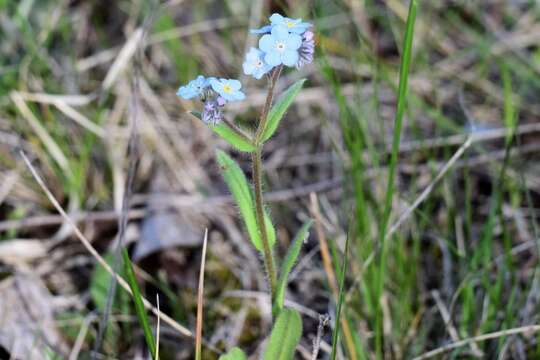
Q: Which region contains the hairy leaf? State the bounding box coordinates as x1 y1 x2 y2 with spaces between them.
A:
274 220 313 313
216 150 276 251
191 111 255 152
261 79 306 142
263 308 303 360
218 347 247 360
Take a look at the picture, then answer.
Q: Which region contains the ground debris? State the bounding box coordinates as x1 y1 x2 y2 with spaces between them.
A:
0 273 68 359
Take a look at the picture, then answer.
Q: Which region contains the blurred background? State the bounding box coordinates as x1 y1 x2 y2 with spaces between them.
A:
2 0 540 359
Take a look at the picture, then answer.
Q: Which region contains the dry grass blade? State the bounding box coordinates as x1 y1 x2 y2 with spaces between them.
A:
195 229 209 360
11 91 71 174
17 91 95 106
102 28 144 90
68 314 97 360
19 150 192 338
53 101 106 138
413 325 540 360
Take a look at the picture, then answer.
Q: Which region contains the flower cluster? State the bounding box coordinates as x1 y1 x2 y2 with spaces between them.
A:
177 76 245 125
177 13 314 124
243 13 314 79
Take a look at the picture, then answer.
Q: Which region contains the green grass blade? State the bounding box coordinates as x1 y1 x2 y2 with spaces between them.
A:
263 308 303 360
330 224 351 360
274 220 313 313
122 249 156 358
216 150 276 251
501 62 516 145
218 347 247 360
375 0 418 357
191 112 256 152
261 79 306 142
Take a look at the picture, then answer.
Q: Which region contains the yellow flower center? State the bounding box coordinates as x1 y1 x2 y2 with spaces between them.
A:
222 84 233 93
286 21 295 28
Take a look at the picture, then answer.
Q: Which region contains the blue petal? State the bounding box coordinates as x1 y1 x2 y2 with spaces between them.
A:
282 50 299 67
243 61 254 75
272 25 290 40
289 22 311 34
233 91 246 101
255 67 271 79
263 62 274 73
246 48 259 61
220 92 234 101
269 13 284 25
209 78 222 93
228 79 242 90
265 51 281 66
285 33 303 50
177 86 197 99
259 34 274 52
250 25 272 34
252 69 265 80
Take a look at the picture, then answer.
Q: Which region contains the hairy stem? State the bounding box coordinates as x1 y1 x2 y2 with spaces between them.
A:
252 148 277 296
252 66 283 302
255 66 283 144
221 117 255 144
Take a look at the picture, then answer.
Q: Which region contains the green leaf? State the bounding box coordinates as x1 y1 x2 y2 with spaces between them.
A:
122 249 156 358
90 253 129 312
374 0 417 357
218 347 247 360
261 79 306 142
331 227 351 360
274 220 313 313
263 308 303 360
190 111 256 152
216 150 276 251
501 62 516 145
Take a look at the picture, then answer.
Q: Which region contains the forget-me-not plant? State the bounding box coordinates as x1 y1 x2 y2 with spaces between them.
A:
177 12 316 360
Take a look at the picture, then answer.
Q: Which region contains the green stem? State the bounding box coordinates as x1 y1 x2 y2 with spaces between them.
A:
255 66 283 145
252 147 277 296
251 66 283 302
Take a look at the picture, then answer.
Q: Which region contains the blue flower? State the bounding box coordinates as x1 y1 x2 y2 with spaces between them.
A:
269 13 311 34
176 75 209 100
209 78 246 102
242 48 274 79
259 26 302 67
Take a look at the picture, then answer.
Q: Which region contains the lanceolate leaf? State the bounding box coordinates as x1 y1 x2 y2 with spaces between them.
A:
218 347 247 360
263 308 303 360
274 220 313 313
261 79 306 142
190 112 256 152
216 150 276 251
